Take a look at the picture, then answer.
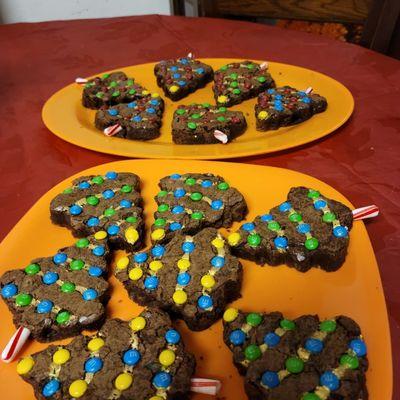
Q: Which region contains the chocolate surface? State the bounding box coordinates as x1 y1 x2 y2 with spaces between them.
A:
154 57 213 101
172 104 247 144
213 61 275 107
18 309 195 400
255 86 327 131
50 172 144 252
116 228 243 331
228 187 353 272
0 235 110 342
150 173 247 245
223 309 368 400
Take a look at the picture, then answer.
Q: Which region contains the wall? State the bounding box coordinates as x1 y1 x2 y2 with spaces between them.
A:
0 0 171 24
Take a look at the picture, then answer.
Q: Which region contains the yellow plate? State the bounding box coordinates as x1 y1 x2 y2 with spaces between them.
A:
0 160 391 399
42 59 354 159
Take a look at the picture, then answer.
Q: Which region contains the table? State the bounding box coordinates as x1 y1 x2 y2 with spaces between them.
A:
1 14 399 398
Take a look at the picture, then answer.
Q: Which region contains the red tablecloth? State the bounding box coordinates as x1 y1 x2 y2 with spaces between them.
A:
1 14 399 397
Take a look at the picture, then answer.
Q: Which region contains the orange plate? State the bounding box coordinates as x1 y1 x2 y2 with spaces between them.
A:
0 160 391 399
42 59 354 159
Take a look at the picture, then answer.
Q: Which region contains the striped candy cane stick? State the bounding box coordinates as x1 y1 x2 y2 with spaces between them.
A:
75 77 88 84
104 124 123 137
305 87 313 94
1 326 31 363
187 52 194 59
190 378 221 395
214 130 228 144
352 205 379 221
260 62 269 70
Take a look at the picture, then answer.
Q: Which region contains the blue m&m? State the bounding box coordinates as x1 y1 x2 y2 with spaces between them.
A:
82 288 98 301
197 295 213 309
196 67 205 74
1 283 18 298
105 171 118 179
302 97 311 103
42 379 60 397
201 180 212 188
170 173 181 179
102 189 115 199
43 271 59 285
146 107 156 114
264 332 280 347
127 101 137 108
297 223 311 234
242 222 255 231
170 66 178 72
132 115 142 122
173 73 181 79
84 357 103 373
174 188 186 198
279 202 291 212
108 109 118 116
211 200 223 210
120 199 132 208
151 245 165 258
170 222 182 231
53 253 67 264
150 99 159 106
261 371 280 388
350 338 367 356
165 329 181 344
144 276 159 290
274 236 288 249
261 214 273 222
182 241 195 253
305 338 324 353
172 205 184 214
70 205 83 215
87 217 100 227
211 256 225 268
89 266 103 277
123 349 141 366
134 253 148 263
178 80 186 87
107 225 120 235
37 300 53 314
229 329 246 346
333 226 348 238
320 371 340 390
177 272 191 286
314 199 327 210
78 181 90 189
92 246 105 257
153 372 172 388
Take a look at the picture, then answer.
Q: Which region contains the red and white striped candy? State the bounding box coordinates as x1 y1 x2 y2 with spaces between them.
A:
190 378 221 395
305 87 313 94
260 62 269 70
104 124 123 137
75 77 88 84
1 326 31 363
352 205 379 221
214 130 228 144
187 52 194 59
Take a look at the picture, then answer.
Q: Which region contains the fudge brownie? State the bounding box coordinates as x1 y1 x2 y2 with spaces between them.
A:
255 87 327 131
213 61 275 107
154 57 213 101
82 71 154 109
150 173 248 245
222 308 368 400
0 234 110 342
228 187 353 272
17 308 196 400
115 228 243 331
50 171 144 252
95 95 164 140
172 104 247 144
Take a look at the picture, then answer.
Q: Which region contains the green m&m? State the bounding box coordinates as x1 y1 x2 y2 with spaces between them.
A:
258 76 267 83
86 195 99 206
91 176 104 185
247 233 261 247
229 73 238 80
246 313 262 327
96 92 104 98
191 211 204 220
121 185 132 193
218 107 227 112
112 91 120 97
157 190 168 197
63 188 73 194
320 319 336 332
109 81 117 87
56 311 71 325
176 108 186 115
305 237 319 250
129 89 136 95
308 190 320 199
268 221 280 231
16 293 32 307
323 212 336 223
188 122 197 130
230 81 238 88
76 238 89 248
244 344 261 361
126 79 134 86
340 354 359 369
202 103 211 108
154 218 166 227
302 394 320 400
220 65 228 71
285 357 304 373
289 213 302 222
70 259 84 271
190 113 201 119
217 182 229 190
190 192 203 201
280 319 296 330
232 88 241 95
217 116 226 122
158 204 169 213
102 73 110 79
104 208 116 217
25 264 40 275
126 216 137 223
61 282 75 293
185 178 196 186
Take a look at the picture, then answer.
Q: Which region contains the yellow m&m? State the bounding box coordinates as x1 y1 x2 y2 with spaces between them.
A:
177 259 190 271
201 274 215 289
116 256 129 270
115 372 133 391
52 348 70 365
257 110 269 120
149 397 163 400
217 95 228 103
169 85 179 93
223 307 239 322
211 237 224 249
149 260 163 272
151 92 160 98
69 379 87 398
173 290 187 305
151 229 165 241
129 267 143 281
130 316 146 331
87 337 105 352
142 90 150 95
159 349 175 367
16 357 34 375
94 230 107 240
228 232 241 246
125 227 139 244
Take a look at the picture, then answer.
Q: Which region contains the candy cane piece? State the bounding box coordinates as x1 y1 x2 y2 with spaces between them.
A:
75 77 88 84
305 87 313 94
214 130 228 144
104 124 123 137
187 52 194 59
352 205 379 221
1 327 31 363
190 378 221 395
260 62 268 70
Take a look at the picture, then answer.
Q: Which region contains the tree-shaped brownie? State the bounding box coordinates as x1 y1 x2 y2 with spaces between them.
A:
50 171 144 252
255 87 327 131
115 228 243 331
150 173 247 245
227 187 353 272
0 233 110 342
222 308 368 400
172 104 247 144
154 57 213 101
82 71 154 109
16 308 196 400
95 95 164 140
213 61 275 107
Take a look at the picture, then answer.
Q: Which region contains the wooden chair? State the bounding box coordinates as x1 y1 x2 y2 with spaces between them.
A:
171 0 400 59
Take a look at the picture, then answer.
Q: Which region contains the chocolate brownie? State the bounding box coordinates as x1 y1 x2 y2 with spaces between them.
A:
0 234 110 342
255 87 327 131
82 71 154 109
115 228 243 331
95 95 164 140
154 57 213 101
228 187 353 272
50 171 144 252
171 104 247 144
222 308 368 400
17 308 196 400
213 61 275 107
150 173 248 245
